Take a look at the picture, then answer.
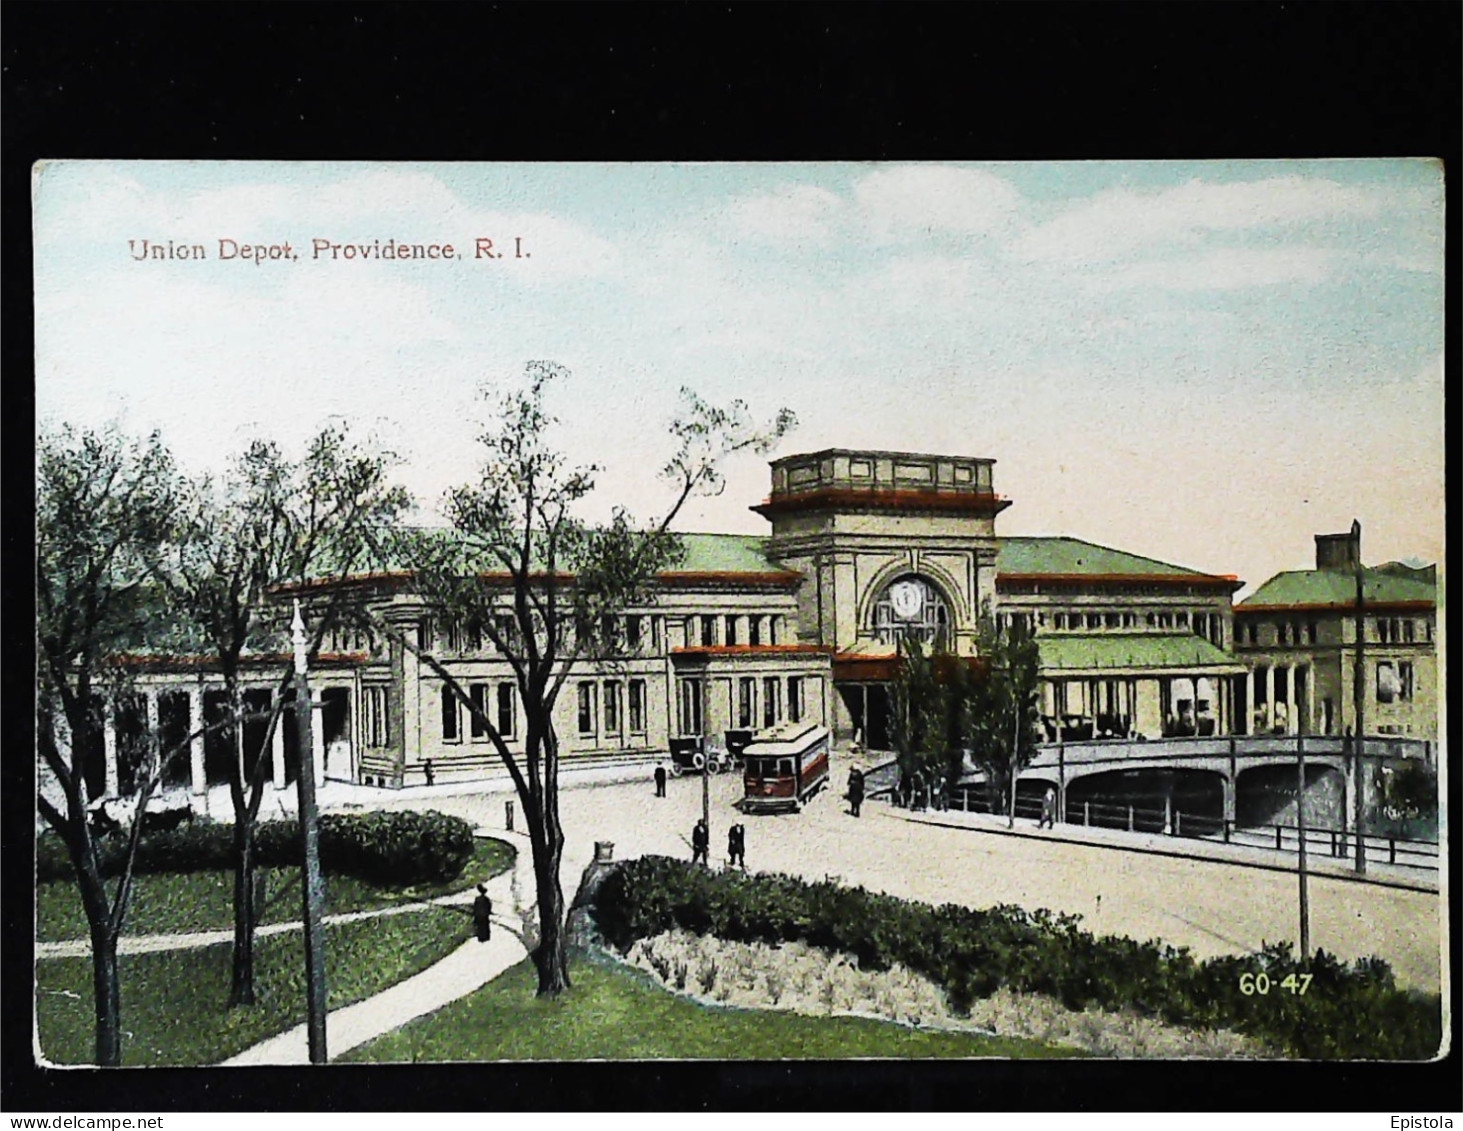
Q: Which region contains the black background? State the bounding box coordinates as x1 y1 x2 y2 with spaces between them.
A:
4 0 1459 1114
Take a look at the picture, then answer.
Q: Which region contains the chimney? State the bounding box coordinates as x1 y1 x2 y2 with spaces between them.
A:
1315 520 1362 570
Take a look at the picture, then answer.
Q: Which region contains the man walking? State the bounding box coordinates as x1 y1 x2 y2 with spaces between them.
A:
848 767 865 818
1039 786 1057 829
472 883 493 943
728 823 746 868
691 818 709 866
654 763 667 798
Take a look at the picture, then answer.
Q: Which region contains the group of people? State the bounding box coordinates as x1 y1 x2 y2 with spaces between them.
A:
689 817 746 869
893 769 948 812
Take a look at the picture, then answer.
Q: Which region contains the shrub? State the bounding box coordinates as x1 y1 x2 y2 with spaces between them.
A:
37 809 475 888
591 855 1441 1060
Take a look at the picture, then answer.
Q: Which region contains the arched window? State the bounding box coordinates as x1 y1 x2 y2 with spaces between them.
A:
871 575 951 645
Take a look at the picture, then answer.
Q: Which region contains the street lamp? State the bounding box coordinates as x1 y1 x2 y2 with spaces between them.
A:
292 598 329 1063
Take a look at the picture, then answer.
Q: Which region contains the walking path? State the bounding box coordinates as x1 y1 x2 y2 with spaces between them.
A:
218 827 536 1065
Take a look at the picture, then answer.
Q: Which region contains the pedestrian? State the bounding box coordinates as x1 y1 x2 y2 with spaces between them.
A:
1039 786 1056 829
472 883 492 943
423 759 435 787
654 763 667 798
691 818 709 866
728 823 746 868
848 768 864 818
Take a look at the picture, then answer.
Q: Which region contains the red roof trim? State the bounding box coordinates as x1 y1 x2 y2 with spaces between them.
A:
751 487 1011 519
998 571 1240 589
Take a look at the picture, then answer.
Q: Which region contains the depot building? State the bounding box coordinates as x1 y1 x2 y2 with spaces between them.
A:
82 447 1434 800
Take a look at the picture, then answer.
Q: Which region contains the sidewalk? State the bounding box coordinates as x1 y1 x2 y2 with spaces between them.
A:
890 804 1439 893
220 828 536 1065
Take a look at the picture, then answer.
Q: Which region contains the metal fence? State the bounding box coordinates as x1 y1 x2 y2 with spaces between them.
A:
909 785 1440 872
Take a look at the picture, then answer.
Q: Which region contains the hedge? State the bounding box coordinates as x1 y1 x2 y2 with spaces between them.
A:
591 855 1442 1060
38 809 476 888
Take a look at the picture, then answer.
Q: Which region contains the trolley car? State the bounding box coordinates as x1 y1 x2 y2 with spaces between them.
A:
740 722 831 813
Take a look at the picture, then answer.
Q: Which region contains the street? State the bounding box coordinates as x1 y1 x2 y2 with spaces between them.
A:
369 768 1443 994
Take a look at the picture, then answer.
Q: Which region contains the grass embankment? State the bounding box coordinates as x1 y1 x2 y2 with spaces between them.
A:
37 838 515 942
342 950 1081 1062
36 907 470 1066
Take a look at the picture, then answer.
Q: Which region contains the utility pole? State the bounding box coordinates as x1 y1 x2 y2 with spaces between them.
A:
1296 734 1310 959
292 599 328 1063
1353 545 1367 875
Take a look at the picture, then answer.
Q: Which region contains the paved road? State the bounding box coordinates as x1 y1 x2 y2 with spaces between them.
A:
368 770 1445 995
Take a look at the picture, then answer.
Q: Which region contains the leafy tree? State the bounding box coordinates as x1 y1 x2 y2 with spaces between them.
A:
155 425 408 1006
968 605 1042 826
368 362 794 996
36 424 179 1065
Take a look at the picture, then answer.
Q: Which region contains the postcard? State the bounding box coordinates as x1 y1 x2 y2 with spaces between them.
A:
32 160 1446 1071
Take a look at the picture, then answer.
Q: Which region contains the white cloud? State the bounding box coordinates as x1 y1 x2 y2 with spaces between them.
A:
852 165 1022 241
723 184 844 244
1089 247 1336 291
1012 175 1390 264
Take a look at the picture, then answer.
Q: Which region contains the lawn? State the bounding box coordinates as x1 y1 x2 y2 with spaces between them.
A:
35 906 471 1066
37 837 515 942
342 950 1083 1061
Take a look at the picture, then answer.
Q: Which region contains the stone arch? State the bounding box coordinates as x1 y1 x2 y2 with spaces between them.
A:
859 567 967 649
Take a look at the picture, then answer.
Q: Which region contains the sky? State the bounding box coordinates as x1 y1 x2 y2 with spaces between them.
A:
32 160 1445 597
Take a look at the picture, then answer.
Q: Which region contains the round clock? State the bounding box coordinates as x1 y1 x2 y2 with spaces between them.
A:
889 579 925 621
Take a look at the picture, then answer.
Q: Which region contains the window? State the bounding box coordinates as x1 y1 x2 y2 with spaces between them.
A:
701 615 717 647
1398 661 1415 702
768 616 779 645
1376 662 1399 704
1377 619 1391 644
1122 613 1137 628
678 679 702 736
497 683 515 737
1086 613 1101 630
577 682 597 736
1055 613 1068 630
725 615 739 646
788 676 803 723
749 616 762 646
1105 612 1120 628
1307 620 1318 645
1402 619 1415 643
418 617 435 650
470 684 489 739
604 681 621 734
444 619 464 652
364 686 390 747
738 677 755 728
871 575 951 645
628 680 646 734
441 685 459 742
763 677 781 729
625 615 642 652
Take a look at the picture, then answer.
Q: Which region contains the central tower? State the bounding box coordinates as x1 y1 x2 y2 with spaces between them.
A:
753 448 1010 659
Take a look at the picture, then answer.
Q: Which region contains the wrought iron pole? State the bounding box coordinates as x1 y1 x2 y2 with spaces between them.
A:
292 600 328 1063
1353 561 1367 875
1297 734 1310 959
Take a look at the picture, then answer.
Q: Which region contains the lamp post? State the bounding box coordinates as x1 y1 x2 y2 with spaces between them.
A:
1296 734 1310 959
292 599 328 1063
1352 555 1367 876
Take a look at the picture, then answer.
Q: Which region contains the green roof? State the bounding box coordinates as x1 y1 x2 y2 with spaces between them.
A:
1037 632 1244 673
1238 567 1437 610
997 536 1223 579
673 533 785 574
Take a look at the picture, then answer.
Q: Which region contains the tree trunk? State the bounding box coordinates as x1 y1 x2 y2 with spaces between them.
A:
89 920 122 1066
528 792 571 997
229 824 257 1007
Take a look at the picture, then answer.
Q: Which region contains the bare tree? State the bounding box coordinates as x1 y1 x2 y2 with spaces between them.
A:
368 362 795 996
36 424 180 1065
156 425 408 1006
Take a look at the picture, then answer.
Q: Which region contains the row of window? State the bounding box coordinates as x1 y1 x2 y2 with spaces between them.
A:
689 613 784 648
1238 616 1432 647
441 682 520 742
676 676 808 735
424 614 664 657
577 680 649 738
1001 609 1224 639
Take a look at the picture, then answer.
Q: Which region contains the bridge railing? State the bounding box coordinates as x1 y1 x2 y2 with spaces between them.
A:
1028 733 1433 766
932 787 1439 871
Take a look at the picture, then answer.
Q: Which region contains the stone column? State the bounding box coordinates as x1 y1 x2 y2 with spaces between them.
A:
312 694 327 788
103 701 119 798
1264 666 1276 733
145 691 161 786
189 686 207 814
271 693 287 789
